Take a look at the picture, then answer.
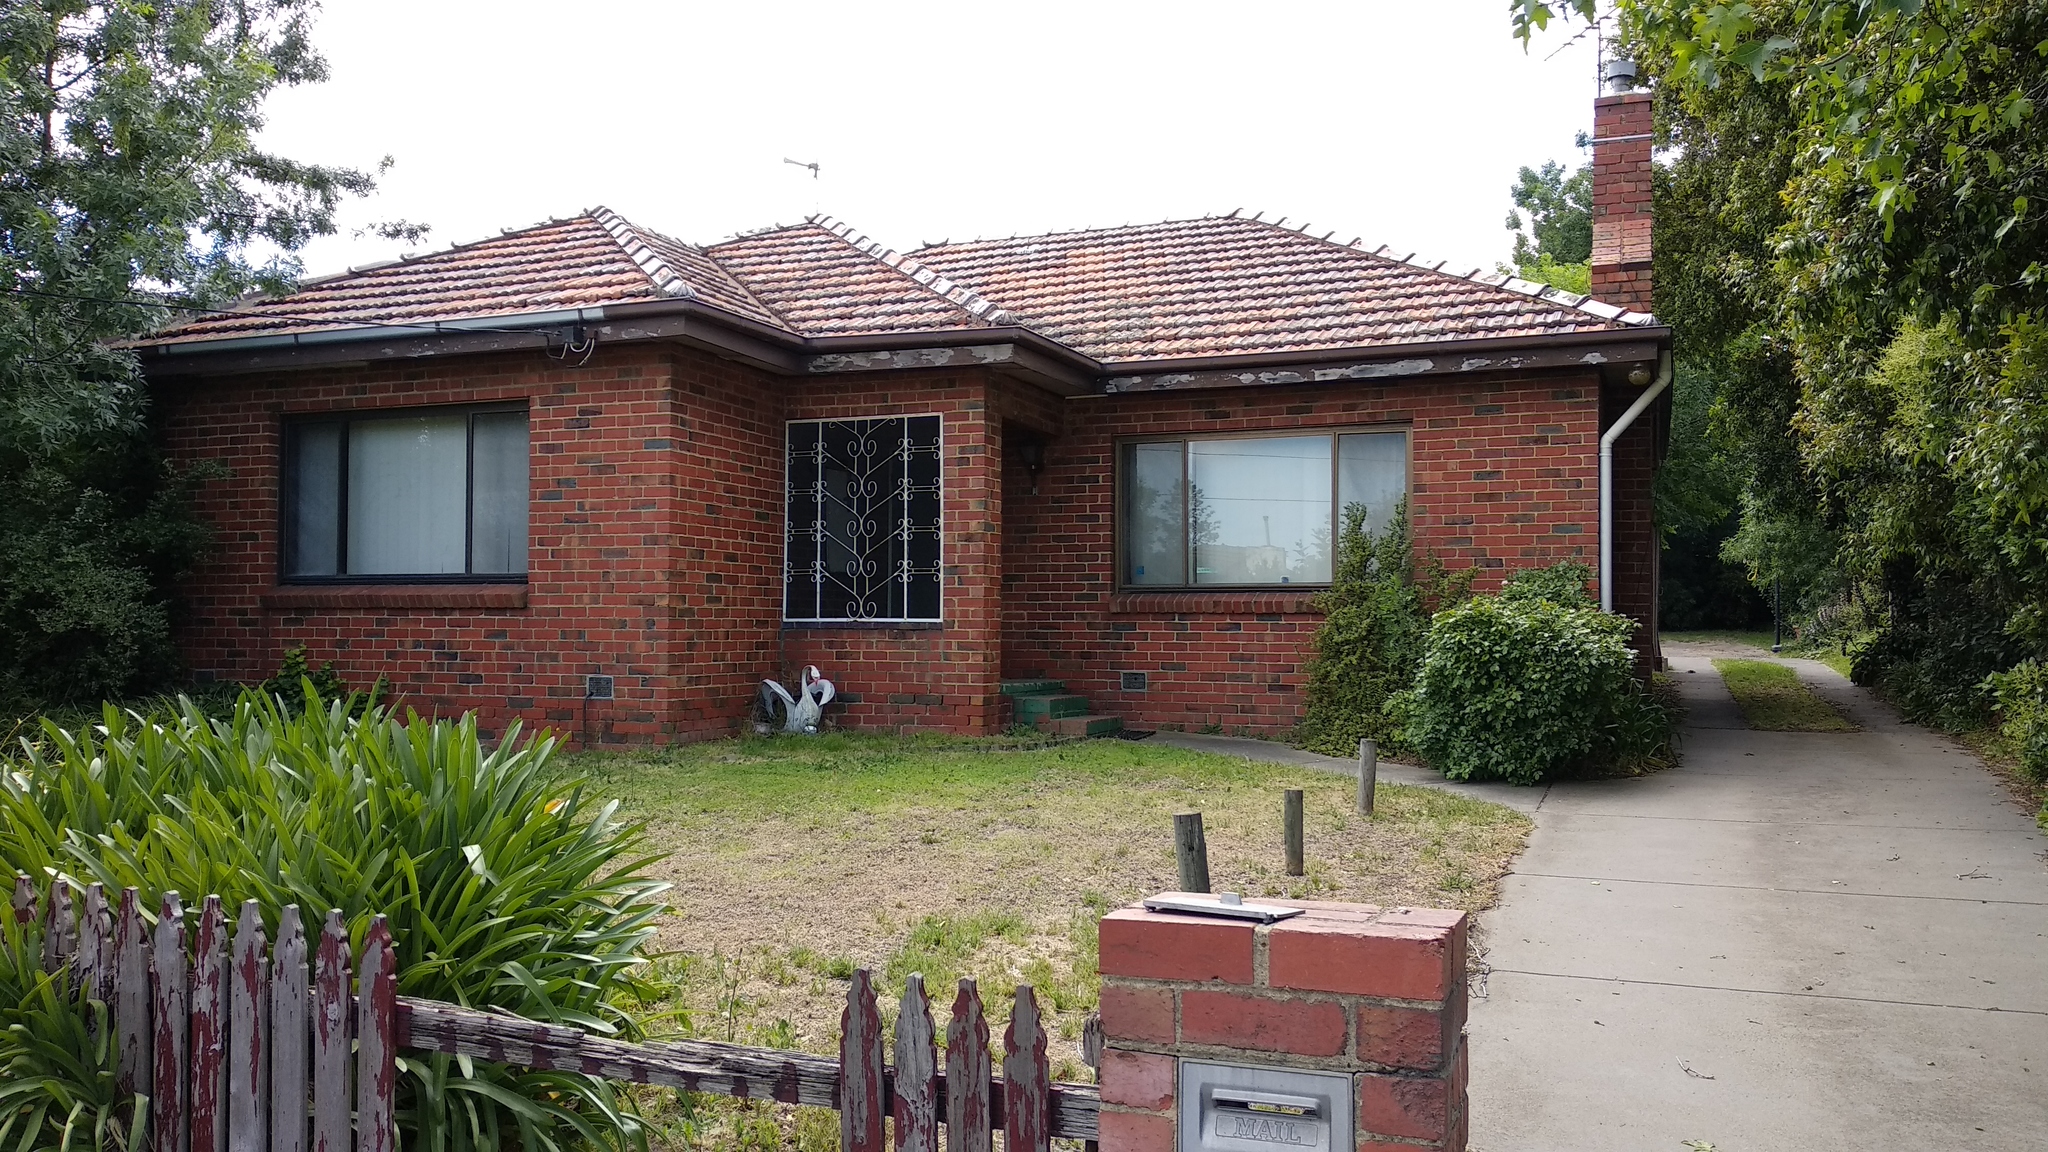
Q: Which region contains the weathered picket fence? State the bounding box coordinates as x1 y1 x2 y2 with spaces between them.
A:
11 877 398 1152
11 877 1101 1152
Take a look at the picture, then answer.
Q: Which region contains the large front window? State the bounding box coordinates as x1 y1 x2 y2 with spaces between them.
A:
1121 430 1407 587
284 406 529 580
784 416 943 622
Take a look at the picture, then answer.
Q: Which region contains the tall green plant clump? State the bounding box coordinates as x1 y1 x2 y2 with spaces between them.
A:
1398 565 1671 785
0 689 667 1152
1297 503 1467 757
0 912 136 1152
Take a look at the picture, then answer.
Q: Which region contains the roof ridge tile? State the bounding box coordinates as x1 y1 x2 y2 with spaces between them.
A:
588 205 697 299
1336 228 1653 325
809 214 1020 325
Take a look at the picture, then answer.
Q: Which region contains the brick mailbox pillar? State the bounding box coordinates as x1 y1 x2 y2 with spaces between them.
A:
1096 895 1469 1152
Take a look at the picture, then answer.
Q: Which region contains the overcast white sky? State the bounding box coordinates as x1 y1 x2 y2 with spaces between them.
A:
260 0 1604 279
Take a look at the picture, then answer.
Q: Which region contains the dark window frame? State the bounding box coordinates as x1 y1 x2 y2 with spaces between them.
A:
782 414 945 624
279 401 531 586
1114 424 1412 592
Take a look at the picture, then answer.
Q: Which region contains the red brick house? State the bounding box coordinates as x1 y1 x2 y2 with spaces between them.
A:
138 93 1665 745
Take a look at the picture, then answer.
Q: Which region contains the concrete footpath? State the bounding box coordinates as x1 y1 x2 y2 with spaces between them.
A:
1153 649 2048 1148
1467 647 2048 1151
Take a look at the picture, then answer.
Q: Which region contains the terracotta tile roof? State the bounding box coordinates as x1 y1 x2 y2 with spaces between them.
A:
704 221 1006 337
907 216 1642 364
150 214 680 345
141 210 1653 364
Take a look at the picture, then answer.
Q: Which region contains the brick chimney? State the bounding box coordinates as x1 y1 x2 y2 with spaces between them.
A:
1590 65 1653 314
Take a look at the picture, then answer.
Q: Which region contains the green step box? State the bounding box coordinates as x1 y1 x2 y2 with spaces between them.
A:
1012 693 1092 721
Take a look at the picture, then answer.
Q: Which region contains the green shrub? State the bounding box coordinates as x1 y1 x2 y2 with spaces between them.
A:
0 689 667 1152
1986 660 2048 784
1498 560 1593 608
0 913 138 1152
1298 503 1472 757
259 647 381 716
1398 595 1666 785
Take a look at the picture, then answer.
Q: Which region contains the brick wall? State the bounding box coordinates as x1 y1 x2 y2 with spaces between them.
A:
779 371 1008 734
1000 373 1606 735
159 350 1026 744
162 347 1658 743
161 345 743 745
1098 896 1470 1152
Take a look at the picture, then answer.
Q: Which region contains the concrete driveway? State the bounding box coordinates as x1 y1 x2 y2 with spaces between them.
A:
1466 646 2048 1151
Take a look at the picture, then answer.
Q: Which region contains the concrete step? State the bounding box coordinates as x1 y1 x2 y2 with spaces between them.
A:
1013 693 1092 721
1038 714 1125 738
1001 679 1065 697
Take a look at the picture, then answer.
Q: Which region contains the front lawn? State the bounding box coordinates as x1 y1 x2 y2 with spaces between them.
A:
573 733 1529 1099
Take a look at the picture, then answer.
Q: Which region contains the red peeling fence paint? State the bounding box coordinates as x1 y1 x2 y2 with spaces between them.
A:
12 876 1099 1152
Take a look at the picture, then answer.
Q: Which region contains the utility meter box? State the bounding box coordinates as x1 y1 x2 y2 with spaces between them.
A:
1178 1060 1352 1152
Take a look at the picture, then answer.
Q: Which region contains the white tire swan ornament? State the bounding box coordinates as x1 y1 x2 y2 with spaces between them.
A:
760 665 836 734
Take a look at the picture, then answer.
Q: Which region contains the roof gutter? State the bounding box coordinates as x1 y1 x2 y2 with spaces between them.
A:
144 306 610 355
1600 348 1673 614
1096 324 1669 378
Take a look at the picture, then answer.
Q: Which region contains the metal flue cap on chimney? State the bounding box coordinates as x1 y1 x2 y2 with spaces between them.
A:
1603 58 1640 93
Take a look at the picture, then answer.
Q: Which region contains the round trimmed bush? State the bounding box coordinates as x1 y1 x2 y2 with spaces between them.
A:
1399 595 1649 784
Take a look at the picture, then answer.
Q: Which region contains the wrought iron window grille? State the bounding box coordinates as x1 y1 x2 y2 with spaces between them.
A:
784 415 943 623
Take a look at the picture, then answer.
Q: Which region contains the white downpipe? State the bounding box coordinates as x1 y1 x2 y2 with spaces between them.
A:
1600 349 1673 613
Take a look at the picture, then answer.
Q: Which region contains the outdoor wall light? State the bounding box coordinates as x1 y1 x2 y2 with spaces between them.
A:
1017 440 1046 495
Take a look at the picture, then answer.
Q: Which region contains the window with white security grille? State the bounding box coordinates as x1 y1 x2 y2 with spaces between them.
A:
784 416 942 622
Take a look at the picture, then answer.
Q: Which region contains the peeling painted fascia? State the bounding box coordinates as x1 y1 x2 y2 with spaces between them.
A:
1312 359 1435 382
806 344 1018 374
1103 357 1439 393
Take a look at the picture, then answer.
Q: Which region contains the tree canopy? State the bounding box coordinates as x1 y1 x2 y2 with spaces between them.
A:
0 1 399 705
1507 158 1594 266
1500 158 1595 294
1512 1 2048 771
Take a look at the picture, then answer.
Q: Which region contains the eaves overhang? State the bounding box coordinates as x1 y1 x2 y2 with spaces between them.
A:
134 296 1669 401
133 297 1106 396
1095 325 1672 395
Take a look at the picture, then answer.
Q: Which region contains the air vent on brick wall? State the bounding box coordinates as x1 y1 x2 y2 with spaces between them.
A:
586 674 615 700
1120 671 1149 693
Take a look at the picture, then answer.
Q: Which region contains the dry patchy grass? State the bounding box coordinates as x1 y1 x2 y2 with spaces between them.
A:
569 733 1529 1152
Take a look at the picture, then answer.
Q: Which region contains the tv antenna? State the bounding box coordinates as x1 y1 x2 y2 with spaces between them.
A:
783 157 820 179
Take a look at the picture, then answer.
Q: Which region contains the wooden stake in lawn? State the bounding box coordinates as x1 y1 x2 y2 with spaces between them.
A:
1174 812 1211 893
1283 789 1305 877
1357 739 1378 817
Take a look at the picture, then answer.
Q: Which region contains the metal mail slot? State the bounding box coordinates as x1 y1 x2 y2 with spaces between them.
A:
1180 1060 1352 1152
